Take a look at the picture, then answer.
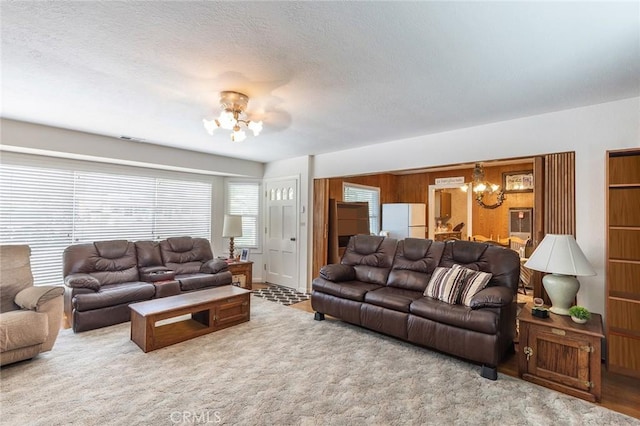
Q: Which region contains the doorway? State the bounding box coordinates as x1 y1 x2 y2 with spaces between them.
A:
428 184 473 240
265 177 299 289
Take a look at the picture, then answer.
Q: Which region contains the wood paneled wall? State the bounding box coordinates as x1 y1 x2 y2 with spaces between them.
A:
327 174 398 204
324 163 534 242
471 164 535 240
544 152 575 235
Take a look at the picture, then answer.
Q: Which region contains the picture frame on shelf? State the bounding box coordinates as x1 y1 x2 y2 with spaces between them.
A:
502 170 534 193
240 248 250 262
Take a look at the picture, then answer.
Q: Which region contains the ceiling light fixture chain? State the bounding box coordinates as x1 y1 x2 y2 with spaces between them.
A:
461 163 506 209
203 91 263 142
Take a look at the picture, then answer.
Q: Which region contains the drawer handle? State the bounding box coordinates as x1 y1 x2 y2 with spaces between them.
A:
551 328 565 336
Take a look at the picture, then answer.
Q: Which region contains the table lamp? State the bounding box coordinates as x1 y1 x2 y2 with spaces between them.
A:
222 214 243 259
524 234 595 315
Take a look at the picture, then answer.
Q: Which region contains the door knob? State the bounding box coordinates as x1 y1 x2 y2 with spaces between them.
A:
290 237 296 241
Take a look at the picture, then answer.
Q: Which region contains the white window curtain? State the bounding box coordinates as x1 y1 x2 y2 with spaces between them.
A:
343 183 381 234
225 180 260 249
0 161 212 285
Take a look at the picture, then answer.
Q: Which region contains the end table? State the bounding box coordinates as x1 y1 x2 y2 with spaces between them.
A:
518 304 604 402
226 261 253 290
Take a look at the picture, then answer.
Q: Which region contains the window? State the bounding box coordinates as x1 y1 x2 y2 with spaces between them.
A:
343 183 380 234
0 165 75 286
0 161 212 285
226 180 260 249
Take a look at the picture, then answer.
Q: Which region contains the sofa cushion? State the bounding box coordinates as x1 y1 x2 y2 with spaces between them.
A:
176 273 231 291
387 239 445 292
72 282 155 311
409 297 499 334
160 237 214 275
364 287 423 313
423 266 468 304
135 240 164 267
0 245 34 313
341 235 397 286
454 265 493 307
440 240 521 293
312 277 381 302
63 241 140 286
0 310 48 351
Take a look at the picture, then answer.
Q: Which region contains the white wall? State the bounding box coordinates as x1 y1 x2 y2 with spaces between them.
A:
309 97 640 315
0 118 264 178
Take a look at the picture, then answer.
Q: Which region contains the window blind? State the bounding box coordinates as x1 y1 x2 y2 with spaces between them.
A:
0 165 75 285
343 183 381 234
226 181 260 249
0 161 212 285
155 179 211 240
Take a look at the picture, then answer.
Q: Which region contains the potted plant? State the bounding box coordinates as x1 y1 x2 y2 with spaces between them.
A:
568 306 591 324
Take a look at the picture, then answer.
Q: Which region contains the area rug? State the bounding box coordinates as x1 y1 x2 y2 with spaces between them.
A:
1 298 637 426
252 283 310 306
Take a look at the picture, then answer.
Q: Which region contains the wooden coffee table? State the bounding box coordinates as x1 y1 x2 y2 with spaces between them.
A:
129 286 251 352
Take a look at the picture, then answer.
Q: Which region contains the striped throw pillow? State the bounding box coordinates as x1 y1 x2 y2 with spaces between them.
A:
424 266 469 304
453 264 493 307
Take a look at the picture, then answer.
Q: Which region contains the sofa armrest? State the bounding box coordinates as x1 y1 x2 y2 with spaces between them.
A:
14 285 64 310
64 273 101 291
319 264 356 282
201 259 229 274
469 286 514 309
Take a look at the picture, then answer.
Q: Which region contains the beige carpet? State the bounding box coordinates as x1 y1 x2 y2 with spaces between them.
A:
1 297 637 426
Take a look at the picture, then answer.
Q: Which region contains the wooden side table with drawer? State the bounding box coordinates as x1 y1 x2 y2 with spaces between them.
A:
226 261 253 290
518 304 604 402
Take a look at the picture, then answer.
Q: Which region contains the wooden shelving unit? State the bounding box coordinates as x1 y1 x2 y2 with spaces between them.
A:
606 149 640 379
328 199 370 264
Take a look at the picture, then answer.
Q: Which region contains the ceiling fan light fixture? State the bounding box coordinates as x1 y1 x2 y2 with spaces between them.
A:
248 120 263 136
203 91 261 142
231 128 246 142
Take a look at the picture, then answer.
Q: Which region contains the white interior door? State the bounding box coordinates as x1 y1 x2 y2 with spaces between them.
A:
265 178 298 289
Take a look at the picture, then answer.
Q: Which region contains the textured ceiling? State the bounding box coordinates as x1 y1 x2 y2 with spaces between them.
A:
1 2 638 163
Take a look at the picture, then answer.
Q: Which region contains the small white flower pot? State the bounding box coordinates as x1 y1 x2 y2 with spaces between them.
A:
571 316 588 324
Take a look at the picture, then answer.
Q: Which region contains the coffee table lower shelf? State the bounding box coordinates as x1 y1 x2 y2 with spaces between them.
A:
129 286 251 352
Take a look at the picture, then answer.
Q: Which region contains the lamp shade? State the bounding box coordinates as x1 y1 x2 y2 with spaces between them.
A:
222 215 243 238
524 234 595 276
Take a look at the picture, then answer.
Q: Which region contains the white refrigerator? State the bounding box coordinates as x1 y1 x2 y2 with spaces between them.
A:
382 203 427 239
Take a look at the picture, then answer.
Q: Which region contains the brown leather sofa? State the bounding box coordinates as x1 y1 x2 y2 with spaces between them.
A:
311 235 520 380
63 237 232 332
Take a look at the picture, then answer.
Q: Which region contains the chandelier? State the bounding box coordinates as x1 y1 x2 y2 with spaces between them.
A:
461 163 506 209
202 91 263 142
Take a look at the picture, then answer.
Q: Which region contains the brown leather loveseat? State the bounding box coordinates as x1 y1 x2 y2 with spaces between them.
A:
63 237 232 332
311 235 520 380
